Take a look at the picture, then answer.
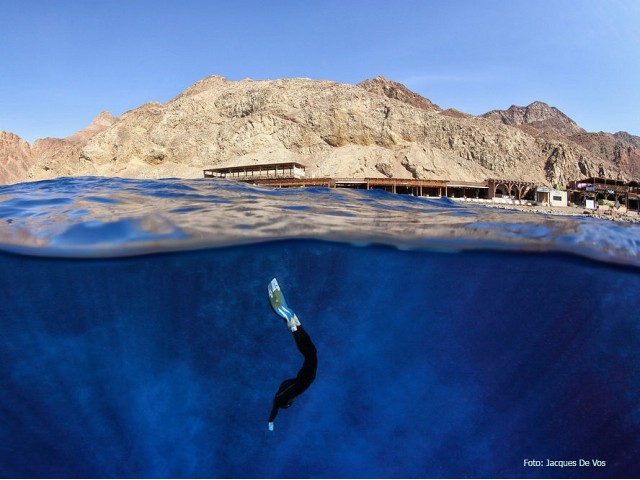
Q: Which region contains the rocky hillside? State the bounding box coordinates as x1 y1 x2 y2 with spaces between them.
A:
482 101 586 137
0 132 32 185
482 101 640 181
1 75 637 186
569 131 640 180
0 112 116 184
357 76 441 112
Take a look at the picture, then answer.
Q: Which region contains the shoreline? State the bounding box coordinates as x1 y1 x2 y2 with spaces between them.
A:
455 198 640 223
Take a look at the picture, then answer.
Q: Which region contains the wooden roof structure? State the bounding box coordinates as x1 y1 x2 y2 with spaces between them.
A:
204 162 307 179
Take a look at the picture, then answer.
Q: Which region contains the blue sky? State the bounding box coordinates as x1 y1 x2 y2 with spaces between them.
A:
1 0 639 142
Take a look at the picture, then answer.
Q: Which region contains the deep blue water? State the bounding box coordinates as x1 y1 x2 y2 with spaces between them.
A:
1 177 640 478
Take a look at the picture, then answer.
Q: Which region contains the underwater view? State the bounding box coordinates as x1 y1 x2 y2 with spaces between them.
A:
1 177 639 478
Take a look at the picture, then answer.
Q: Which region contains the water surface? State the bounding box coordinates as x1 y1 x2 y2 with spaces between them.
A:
0 177 638 478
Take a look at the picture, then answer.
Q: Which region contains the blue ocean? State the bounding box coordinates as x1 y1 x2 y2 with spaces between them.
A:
1 177 639 478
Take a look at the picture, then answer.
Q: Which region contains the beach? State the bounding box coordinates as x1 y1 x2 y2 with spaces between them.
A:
457 198 640 223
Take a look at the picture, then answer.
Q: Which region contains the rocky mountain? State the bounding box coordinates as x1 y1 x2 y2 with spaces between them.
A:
65 111 117 145
0 112 116 184
357 76 441 112
482 101 586 137
0 75 637 187
0 132 32 185
482 101 640 182
570 131 640 180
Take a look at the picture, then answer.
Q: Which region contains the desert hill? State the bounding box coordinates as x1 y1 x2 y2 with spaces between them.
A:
1 75 637 187
0 131 32 185
569 131 640 180
481 101 586 137
357 76 441 112
482 100 640 181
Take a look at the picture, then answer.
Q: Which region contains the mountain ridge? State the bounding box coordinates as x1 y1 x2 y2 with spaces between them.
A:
482 101 586 137
1 75 637 186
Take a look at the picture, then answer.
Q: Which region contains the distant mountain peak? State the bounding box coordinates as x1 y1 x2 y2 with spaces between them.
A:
482 101 585 137
92 111 117 125
357 76 441 112
177 74 230 99
65 111 118 144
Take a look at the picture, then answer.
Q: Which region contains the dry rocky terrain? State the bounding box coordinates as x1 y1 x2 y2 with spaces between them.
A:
1 75 638 186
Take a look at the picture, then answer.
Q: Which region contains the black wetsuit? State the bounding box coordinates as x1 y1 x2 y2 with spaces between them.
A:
268 326 317 424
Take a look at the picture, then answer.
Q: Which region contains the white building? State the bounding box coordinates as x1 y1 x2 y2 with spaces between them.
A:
536 187 567 207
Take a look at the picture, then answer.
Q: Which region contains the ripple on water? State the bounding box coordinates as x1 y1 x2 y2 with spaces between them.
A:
0 176 639 267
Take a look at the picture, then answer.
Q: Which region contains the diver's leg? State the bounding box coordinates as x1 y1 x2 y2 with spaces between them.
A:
293 326 317 385
293 326 317 359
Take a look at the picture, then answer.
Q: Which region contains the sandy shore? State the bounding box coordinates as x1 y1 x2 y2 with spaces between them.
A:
455 199 640 223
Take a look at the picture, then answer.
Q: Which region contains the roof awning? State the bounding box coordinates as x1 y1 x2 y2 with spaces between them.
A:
206 162 307 175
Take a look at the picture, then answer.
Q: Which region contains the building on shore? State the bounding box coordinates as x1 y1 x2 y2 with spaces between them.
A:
203 162 637 214
204 162 490 199
568 177 639 212
203 162 307 180
486 179 537 202
535 187 568 208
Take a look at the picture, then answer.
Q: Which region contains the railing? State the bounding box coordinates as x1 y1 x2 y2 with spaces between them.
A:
244 177 334 187
364 178 449 187
203 170 306 181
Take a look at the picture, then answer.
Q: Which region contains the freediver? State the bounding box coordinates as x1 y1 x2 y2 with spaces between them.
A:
267 278 317 431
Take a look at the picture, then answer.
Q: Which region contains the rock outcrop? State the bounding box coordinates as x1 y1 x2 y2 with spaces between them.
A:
0 132 32 185
66 111 117 145
569 131 640 180
357 76 441 112
21 111 118 181
482 101 586 137
0 75 637 186
481 101 640 182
